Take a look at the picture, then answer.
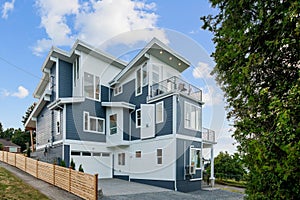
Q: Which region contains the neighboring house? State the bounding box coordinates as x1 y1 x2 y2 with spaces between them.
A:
25 38 216 192
0 139 21 153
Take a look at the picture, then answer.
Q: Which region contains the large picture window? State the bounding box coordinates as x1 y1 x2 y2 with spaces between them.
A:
109 114 117 135
83 112 104 134
84 72 100 100
184 102 201 131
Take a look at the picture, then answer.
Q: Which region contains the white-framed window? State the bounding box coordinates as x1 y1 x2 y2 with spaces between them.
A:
118 153 125 165
156 101 164 124
73 56 79 86
114 85 122 96
83 111 105 134
135 62 148 96
56 110 61 134
184 102 201 131
190 147 201 169
109 114 117 135
157 149 163 164
152 64 161 84
135 151 141 158
84 72 100 101
136 109 141 128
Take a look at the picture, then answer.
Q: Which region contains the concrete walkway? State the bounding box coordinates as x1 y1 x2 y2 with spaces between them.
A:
0 162 82 200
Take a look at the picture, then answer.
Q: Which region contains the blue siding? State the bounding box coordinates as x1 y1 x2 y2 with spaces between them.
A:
131 179 175 190
64 145 70 167
177 96 202 138
101 86 109 102
123 108 130 141
176 138 202 192
66 99 106 142
36 102 52 146
50 63 56 102
153 97 173 137
58 59 72 98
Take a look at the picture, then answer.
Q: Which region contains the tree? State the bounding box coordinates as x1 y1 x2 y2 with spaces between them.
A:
22 103 36 126
201 1 299 199
0 122 3 134
11 128 30 152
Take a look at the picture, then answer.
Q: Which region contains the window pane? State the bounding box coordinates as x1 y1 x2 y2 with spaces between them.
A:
93 153 101 156
136 151 141 158
84 72 94 98
136 68 141 94
142 64 148 86
76 57 79 79
90 118 96 131
97 119 103 132
110 114 117 135
136 110 141 127
152 65 160 84
84 113 89 131
95 76 100 100
82 152 91 156
71 151 80 156
157 157 162 164
156 102 163 123
102 153 110 157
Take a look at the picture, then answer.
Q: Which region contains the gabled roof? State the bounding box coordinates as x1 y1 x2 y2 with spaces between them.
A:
0 139 20 147
109 37 191 86
34 39 127 99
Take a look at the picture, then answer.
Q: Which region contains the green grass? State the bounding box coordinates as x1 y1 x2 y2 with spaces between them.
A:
216 178 247 188
0 167 49 200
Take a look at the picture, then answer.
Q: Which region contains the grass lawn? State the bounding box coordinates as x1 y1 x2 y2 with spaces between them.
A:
0 167 49 200
216 178 247 188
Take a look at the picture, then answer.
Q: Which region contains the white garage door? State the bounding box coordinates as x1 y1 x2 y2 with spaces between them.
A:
71 151 112 179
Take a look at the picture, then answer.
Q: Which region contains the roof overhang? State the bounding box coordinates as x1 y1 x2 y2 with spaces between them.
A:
47 97 85 110
101 102 135 110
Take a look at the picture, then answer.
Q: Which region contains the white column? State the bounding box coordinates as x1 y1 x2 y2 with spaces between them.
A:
210 146 215 187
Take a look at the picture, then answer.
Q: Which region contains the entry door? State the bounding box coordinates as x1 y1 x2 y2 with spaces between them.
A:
141 104 155 139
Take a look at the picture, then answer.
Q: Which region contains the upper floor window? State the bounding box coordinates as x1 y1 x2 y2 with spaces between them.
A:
109 114 117 135
152 64 161 84
184 102 201 131
73 56 79 87
56 110 61 134
135 62 148 96
83 111 104 134
156 101 164 124
136 109 141 128
84 72 100 101
114 85 122 96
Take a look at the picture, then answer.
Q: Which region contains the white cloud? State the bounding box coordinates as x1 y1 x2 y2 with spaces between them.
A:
33 0 167 56
193 61 213 79
1 86 29 99
202 85 223 106
1 0 15 19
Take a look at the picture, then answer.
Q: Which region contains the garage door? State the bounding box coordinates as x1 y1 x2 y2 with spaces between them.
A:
71 151 112 179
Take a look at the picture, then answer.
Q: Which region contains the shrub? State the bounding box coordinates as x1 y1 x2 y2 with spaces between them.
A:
70 158 75 170
79 164 84 172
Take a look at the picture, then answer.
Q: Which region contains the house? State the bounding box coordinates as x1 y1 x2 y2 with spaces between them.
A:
0 139 21 153
25 38 216 192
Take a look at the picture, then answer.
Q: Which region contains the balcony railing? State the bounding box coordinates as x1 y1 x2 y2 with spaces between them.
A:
202 128 216 143
150 76 202 101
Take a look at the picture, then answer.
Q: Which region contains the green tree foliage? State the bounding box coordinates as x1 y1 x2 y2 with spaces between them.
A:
70 158 76 170
201 0 299 199
22 103 36 126
0 122 3 134
11 129 30 152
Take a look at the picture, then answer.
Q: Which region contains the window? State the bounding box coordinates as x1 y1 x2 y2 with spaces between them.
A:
93 152 101 157
56 110 61 134
71 151 80 156
152 65 161 84
82 152 91 156
136 151 141 158
102 153 110 157
136 62 148 96
84 72 100 100
114 85 122 96
136 109 141 128
110 114 117 135
157 149 162 164
73 56 79 86
156 101 164 123
136 68 142 95
118 153 125 165
184 102 201 131
190 147 201 169
83 112 105 134
50 75 55 89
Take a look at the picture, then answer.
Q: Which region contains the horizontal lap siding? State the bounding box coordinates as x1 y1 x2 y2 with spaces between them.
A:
155 96 173 137
58 60 72 98
66 99 106 142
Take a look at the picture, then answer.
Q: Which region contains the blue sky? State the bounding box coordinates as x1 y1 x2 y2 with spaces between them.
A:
0 0 236 155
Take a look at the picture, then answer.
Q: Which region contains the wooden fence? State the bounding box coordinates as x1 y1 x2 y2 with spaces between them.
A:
0 151 98 200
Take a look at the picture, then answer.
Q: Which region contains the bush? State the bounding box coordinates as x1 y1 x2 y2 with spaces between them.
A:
70 158 75 170
60 160 66 167
26 147 31 157
79 164 84 172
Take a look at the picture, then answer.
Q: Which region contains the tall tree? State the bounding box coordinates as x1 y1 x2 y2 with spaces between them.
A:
201 0 299 199
22 103 36 126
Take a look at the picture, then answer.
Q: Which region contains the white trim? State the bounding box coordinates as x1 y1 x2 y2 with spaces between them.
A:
135 67 142 96
55 57 59 100
136 109 141 128
113 85 123 96
53 140 63 145
83 111 105 134
184 101 201 131
172 95 177 135
47 97 85 110
147 93 175 103
176 134 202 142
102 102 135 110
109 113 118 135
155 101 164 124
56 110 61 135
190 178 202 181
190 147 202 170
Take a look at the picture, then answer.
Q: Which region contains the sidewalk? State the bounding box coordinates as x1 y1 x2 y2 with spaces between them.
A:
0 161 83 200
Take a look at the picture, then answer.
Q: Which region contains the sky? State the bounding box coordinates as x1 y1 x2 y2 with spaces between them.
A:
0 0 237 156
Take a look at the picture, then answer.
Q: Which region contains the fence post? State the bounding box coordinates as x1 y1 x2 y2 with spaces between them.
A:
36 160 39 178
94 174 98 200
68 167 71 192
6 152 8 163
53 164 55 185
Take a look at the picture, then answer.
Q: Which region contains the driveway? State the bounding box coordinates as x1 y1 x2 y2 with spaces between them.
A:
99 179 245 200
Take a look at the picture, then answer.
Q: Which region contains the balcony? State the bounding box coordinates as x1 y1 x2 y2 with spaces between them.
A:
202 128 216 143
150 76 202 102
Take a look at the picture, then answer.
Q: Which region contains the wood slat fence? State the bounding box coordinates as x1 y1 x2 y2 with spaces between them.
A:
0 151 98 200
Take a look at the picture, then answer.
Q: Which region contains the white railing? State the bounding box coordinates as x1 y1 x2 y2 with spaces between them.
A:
202 128 216 143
